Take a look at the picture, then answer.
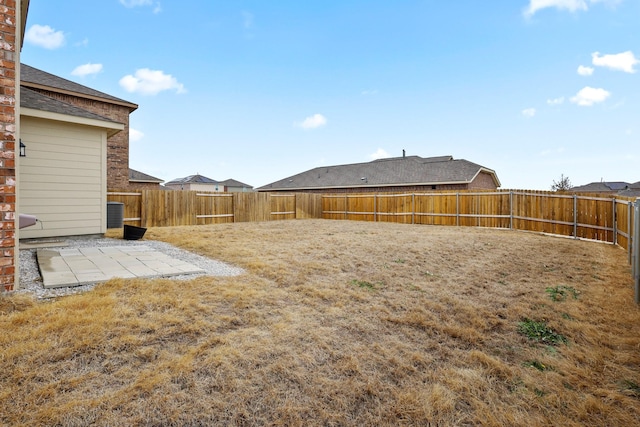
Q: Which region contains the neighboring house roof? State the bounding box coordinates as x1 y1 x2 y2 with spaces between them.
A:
129 168 164 184
21 63 138 111
571 182 630 193
257 155 500 191
617 181 640 198
165 174 219 185
218 178 253 188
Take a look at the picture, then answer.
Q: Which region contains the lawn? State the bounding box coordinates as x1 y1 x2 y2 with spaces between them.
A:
1 219 639 426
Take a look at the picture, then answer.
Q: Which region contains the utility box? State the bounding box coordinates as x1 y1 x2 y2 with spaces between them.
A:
106 202 124 229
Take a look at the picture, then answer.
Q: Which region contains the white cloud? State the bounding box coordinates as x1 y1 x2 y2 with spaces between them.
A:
547 96 565 105
119 69 186 95
592 51 639 73
120 0 162 13
130 128 144 142
577 65 594 76
570 86 611 106
524 0 621 17
119 0 152 7
522 108 536 118
524 0 587 17
25 24 65 49
296 114 327 130
369 148 390 160
361 89 378 96
71 63 103 77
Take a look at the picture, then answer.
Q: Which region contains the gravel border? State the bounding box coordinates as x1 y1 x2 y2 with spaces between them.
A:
17 237 245 300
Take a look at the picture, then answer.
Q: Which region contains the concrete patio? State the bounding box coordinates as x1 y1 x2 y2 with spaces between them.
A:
36 245 206 288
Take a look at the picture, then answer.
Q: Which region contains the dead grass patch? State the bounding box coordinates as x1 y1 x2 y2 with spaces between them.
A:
2 219 640 426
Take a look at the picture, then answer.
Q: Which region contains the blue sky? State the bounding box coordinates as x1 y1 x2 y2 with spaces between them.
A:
21 0 639 190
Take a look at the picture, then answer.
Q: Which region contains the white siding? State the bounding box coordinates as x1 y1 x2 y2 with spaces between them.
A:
19 117 107 239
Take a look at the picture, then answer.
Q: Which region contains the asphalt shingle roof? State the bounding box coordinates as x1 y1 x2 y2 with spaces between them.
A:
129 168 164 183
21 63 137 109
617 181 640 198
165 174 219 185
21 87 120 124
571 182 630 192
258 155 500 191
218 178 252 188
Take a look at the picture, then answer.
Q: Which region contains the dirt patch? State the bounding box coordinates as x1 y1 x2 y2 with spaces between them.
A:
2 219 639 426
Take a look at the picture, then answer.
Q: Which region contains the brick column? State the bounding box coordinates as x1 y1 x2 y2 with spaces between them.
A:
0 1 18 291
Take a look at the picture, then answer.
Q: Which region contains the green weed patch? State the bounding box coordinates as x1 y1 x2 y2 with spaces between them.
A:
545 286 579 302
518 318 567 345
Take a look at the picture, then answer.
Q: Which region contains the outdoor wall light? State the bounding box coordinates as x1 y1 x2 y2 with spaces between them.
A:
19 140 26 157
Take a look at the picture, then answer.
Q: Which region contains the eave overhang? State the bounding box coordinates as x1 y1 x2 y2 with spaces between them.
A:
21 106 125 137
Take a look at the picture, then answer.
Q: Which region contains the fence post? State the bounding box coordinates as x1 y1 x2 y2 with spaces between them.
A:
374 194 377 222
634 198 639 304
140 190 147 228
612 198 617 246
412 194 415 225
509 191 513 230
456 193 460 226
629 201 633 265
573 195 578 239
344 195 348 220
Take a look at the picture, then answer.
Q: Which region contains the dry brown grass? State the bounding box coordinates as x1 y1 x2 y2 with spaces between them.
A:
2 219 640 426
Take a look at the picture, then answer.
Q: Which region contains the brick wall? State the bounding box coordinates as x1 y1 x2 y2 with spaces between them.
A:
0 1 17 291
468 171 498 190
128 182 163 190
26 89 134 189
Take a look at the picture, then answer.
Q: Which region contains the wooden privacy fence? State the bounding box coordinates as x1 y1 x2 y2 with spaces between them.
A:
109 189 633 253
322 190 638 275
322 191 634 243
107 190 323 227
109 189 639 301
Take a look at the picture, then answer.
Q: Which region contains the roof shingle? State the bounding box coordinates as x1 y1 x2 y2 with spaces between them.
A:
21 63 137 110
129 168 164 183
21 87 120 123
258 155 500 191
165 174 219 185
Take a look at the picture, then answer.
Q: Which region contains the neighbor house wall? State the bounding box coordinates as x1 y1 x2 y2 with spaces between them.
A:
0 1 18 291
468 171 498 190
20 89 133 189
19 116 107 239
128 181 163 190
165 183 223 192
225 185 253 193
